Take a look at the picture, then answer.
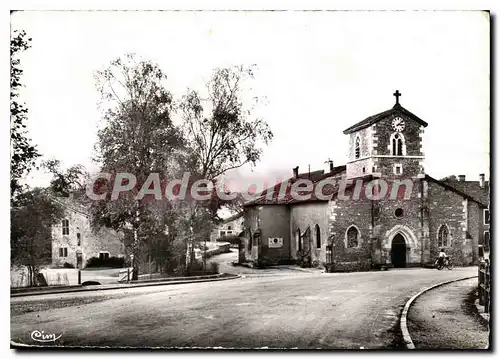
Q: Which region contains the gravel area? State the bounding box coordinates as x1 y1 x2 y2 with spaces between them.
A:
407 278 489 349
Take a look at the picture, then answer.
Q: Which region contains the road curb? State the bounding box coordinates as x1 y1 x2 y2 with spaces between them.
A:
400 275 478 349
11 274 241 298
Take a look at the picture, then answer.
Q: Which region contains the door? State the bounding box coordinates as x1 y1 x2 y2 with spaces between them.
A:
391 233 407 268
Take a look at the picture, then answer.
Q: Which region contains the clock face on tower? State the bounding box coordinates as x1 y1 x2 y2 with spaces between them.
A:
392 117 405 132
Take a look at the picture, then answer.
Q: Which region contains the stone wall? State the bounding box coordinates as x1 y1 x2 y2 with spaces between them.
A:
51 207 125 269
427 181 473 266
374 177 424 266
372 115 425 177
328 182 373 271
346 126 374 178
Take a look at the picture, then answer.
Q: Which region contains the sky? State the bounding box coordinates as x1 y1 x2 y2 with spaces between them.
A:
11 10 490 190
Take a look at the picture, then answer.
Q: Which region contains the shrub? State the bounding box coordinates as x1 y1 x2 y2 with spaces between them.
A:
86 256 125 268
186 261 204 276
63 262 75 268
207 261 219 274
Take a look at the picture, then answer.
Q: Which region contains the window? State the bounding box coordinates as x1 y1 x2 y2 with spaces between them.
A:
315 224 321 249
437 225 449 247
391 133 405 156
220 231 226 237
355 137 361 159
62 219 69 235
227 231 232 235
346 226 360 248
99 252 110 261
394 164 403 175
296 228 302 251
484 231 490 245
484 231 490 251
59 247 68 257
372 166 376 173
227 225 232 231
362 167 366 173
484 209 490 225
395 208 404 218
77 233 81 246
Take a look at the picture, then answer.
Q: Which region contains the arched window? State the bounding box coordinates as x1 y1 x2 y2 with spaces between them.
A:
355 137 361 159
296 228 302 251
315 224 321 249
390 133 405 156
437 225 449 247
346 225 360 248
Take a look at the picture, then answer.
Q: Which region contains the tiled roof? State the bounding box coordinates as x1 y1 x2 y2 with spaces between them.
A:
343 103 428 134
440 180 490 206
426 175 489 207
243 165 347 206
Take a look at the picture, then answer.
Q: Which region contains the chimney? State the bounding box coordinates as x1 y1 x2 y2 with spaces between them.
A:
479 173 485 188
324 159 334 173
293 166 299 179
458 175 466 182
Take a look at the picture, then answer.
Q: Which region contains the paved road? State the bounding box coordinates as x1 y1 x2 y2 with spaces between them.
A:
407 278 489 349
11 267 476 349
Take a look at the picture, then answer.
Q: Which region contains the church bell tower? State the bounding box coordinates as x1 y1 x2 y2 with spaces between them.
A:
343 91 428 179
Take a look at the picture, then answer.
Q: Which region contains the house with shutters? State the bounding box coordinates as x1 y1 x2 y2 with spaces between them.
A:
241 91 490 271
50 194 126 269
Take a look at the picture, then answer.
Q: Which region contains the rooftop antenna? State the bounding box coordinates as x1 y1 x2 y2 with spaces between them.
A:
308 164 311 179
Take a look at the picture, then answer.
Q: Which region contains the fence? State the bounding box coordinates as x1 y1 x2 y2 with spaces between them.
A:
478 259 490 313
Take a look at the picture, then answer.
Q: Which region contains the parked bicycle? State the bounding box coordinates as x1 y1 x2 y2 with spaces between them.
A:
435 256 453 270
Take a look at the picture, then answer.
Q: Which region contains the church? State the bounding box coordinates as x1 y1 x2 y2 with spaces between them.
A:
241 91 489 271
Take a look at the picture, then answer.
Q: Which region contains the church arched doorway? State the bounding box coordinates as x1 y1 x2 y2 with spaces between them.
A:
391 233 407 268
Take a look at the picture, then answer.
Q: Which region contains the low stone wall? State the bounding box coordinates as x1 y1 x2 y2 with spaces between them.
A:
202 242 231 259
332 259 372 272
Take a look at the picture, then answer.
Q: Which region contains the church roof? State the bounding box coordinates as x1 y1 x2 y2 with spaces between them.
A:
439 179 490 207
243 165 347 206
343 103 428 134
425 175 489 207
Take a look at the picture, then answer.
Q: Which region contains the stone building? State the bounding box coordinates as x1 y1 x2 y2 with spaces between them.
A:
241 92 489 271
51 195 126 269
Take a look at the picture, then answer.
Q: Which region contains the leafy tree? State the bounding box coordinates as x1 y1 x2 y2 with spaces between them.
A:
178 65 273 265
91 54 184 279
179 65 273 179
43 159 90 197
11 188 64 286
440 175 458 181
11 30 40 197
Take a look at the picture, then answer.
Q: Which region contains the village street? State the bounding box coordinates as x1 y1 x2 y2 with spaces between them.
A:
11 265 477 349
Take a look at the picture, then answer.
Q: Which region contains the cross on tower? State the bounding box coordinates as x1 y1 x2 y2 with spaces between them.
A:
393 90 401 105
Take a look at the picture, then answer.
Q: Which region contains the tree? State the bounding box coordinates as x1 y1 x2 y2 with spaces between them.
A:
440 175 458 181
11 30 40 198
179 65 273 180
178 65 273 265
11 188 64 286
91 54 184 279
43 159 90 197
